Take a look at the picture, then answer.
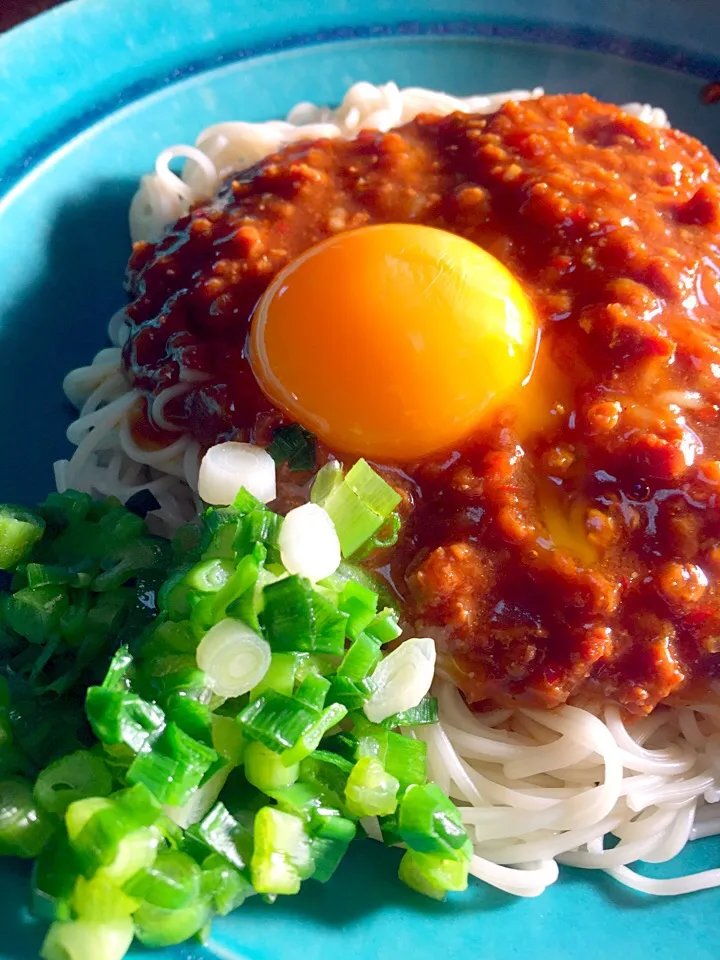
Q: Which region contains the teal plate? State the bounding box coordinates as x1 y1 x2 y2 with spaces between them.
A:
1 0 719 957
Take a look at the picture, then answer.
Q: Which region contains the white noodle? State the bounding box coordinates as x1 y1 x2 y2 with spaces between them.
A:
428 680 720 894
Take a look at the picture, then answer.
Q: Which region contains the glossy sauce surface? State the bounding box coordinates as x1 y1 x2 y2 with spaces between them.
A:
125 94 720 714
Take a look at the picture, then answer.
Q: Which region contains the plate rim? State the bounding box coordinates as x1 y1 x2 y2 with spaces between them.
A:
1 2 720 958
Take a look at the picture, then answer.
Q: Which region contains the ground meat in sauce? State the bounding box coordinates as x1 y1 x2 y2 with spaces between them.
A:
124 94 720 716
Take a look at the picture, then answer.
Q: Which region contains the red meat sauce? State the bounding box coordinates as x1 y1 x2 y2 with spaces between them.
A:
124 94 720 716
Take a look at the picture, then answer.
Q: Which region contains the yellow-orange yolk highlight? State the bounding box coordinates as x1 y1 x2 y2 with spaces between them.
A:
249 223 538 461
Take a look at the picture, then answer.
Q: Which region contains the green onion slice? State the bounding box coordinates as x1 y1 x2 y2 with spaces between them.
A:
196 618 271 699
40 917 134 960
34 750 112 815
363 637 436 724
344 757 399 818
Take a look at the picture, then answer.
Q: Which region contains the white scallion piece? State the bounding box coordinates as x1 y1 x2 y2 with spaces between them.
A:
363 637 436 723
196 618 272 698
198 441 276 505
164 764 230 829
279 502 341 582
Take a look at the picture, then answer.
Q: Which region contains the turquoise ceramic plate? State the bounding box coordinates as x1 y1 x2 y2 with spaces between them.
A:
1 0 719 957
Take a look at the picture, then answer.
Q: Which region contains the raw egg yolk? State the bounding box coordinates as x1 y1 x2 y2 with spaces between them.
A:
249 223 538 461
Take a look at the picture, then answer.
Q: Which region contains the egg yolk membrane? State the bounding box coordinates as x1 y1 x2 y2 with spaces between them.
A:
249 223 538 461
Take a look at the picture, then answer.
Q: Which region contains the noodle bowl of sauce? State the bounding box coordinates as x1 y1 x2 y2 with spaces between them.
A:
56 84 720 900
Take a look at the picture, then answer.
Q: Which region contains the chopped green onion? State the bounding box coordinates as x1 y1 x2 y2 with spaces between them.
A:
322 483 382 559
250 652 303 699
344 460 402 517
398 848 469 900
97 507 145 546
156 564 195 621
293 673 330 711
328 675 372 711
205 550 263 623
280 703 348 767
339 579 378 640
71 874 139 922
183 801 252 874
298 752 352 806
212 714 246 765
352 511 402 561
267 424 316 472
304 749 355 777
86 687 164 753
31 833 79 921
123 849 201 910
101 646 134 691
66 790 161 878
232 487 266 514
244 740 299 792
203 504 244 538
165 693 213 747
164 763 231 830
234 506 282 561
237 691 317 754
0 777 53 857
127 723 217 806
34 750 112 814
0 505 45 570
380 695 439 729
363 637 436 724
294 652 335 682
320 731 359 763
40 917 134 960
310 460 343 505
344 757 399 818
324 460 401 558
200 853 253 915
251 806 312 895
3 584 68 644
99 827 162 887
143 619 198 658
314 810 356 842
39 490 92 529
24 561 93 590
201 521 240 561
0 484 470 941
356 724 428 790
398 783 472 862
65 796 114 843
196 618 271 699
133 899 211 948
262 575 347 656
92 537 169 593
323 560 396 607
184 558 235 593
364 607 402 644
171 519 202 559
379 813 403 847
139 654 207 704
337 632 382 681
309 833 352 883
